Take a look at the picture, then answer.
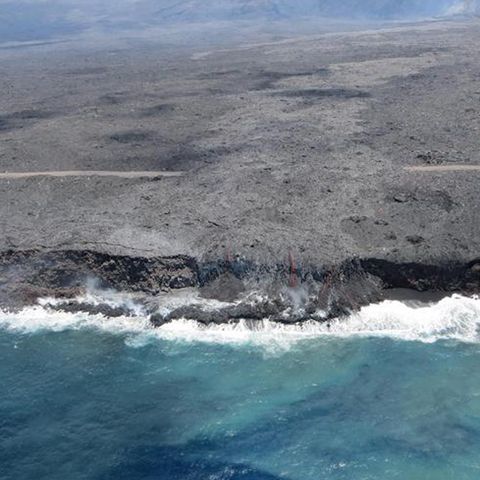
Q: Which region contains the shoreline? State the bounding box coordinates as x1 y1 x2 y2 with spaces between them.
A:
1 248 478 326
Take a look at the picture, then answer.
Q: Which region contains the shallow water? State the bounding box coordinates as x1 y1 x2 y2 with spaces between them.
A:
1 296 480 479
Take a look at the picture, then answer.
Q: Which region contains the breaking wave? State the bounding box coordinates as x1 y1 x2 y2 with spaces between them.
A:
1 293 480 350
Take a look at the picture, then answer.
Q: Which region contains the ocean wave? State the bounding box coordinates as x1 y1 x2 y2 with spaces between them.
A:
1 293 480 349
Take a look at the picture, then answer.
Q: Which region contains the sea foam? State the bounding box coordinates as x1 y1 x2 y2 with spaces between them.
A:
1 294 479 349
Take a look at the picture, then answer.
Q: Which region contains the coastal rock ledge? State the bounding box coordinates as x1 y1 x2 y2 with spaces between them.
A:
0 249 479 325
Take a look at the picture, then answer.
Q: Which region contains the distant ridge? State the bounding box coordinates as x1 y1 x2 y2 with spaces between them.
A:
140 0 458 23
0 0 472 43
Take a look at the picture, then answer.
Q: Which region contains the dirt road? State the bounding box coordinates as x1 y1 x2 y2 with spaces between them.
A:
405 165 480 172
0 171 184 179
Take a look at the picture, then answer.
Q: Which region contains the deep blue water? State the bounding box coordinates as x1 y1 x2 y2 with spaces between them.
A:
1 316 480 480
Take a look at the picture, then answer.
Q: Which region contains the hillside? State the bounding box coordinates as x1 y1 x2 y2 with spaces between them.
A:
0 0 470 43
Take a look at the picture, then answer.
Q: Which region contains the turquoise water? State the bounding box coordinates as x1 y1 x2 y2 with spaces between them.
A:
2 297 480 479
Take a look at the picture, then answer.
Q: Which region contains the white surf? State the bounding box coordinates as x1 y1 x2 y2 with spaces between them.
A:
1 292 479 350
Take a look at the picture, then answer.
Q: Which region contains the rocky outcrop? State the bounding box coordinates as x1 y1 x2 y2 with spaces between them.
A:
1 249 479 325
0 249 197 306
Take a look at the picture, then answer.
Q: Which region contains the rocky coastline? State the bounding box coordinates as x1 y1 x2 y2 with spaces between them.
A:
1 249 478 327
1 21 480 327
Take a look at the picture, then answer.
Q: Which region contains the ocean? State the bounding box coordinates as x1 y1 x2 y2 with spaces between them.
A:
1 294 480 479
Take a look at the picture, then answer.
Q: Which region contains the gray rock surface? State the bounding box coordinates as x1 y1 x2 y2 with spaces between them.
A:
0 19 479 278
